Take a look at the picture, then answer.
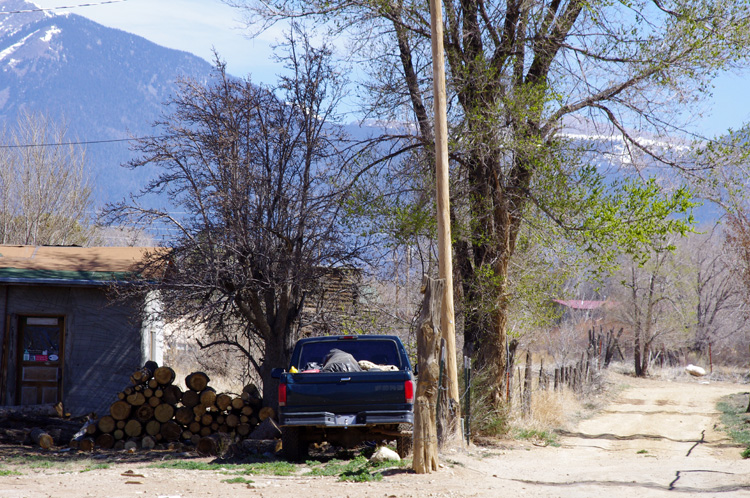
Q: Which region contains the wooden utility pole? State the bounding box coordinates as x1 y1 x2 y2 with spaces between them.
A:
429 0 460 438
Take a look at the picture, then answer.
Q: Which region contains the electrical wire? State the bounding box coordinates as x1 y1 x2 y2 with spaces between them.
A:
0 136 164 148
0 0 128 15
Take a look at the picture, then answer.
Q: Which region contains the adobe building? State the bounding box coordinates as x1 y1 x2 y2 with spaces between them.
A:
0 245 164 416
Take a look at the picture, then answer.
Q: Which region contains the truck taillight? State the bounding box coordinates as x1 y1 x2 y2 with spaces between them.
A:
404 380 414 404
278 382 287 407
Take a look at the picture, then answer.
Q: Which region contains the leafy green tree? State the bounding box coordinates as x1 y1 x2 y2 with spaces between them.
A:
231 0 750 403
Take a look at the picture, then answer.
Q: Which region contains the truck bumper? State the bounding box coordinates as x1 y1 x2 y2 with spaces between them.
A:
280 410 413 428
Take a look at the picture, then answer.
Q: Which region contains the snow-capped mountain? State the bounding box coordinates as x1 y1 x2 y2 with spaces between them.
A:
0 0 214 203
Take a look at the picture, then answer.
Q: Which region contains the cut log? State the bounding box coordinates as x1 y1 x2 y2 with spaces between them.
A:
116 420 126 429
199 426 211 437
30 428 54 449
154 403 175 423
126 392 146 406
141 435 156 449
124 419 143 438
123 440 138 451
110 400 132 421
216 393 232 411
143 388 154 398
200 413 213 426
145 420 161 437
161 385 183 405
231 397 244 410
113 429 125 440
97 415 116 434
225 413 239 428
241 405 254 417
249 417 282 440
160 421 182 441
95 433 115 449
85 423 98 436
135 404 154 422
236 423 251 437
0 404 62 418
153 366 176 385
113 440 125 450
196 432 233 457
188 421 201 433
174 406 194 426
78 438 95 452
148 379 159 389
130 366 153 385
199 387 216 406
190 434 201 445
181 389 200 408
242 383 261 401
258 407 275 421
154 389 163 398
148 396 161 408
185 372 210 392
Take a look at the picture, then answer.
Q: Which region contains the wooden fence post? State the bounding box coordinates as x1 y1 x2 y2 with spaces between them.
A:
413 276 443 474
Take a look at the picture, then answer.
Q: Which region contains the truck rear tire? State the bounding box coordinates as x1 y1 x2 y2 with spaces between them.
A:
397 433 412 458
282 427 308 461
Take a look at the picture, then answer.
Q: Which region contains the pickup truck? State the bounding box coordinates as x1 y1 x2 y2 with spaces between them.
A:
272 335 415 460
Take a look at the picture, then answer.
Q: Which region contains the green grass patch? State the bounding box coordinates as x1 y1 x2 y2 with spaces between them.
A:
149 459 296 476
304 455 409 482
0 468 23 476
515 428 559 447
221 476 255 484
636 449 648 454
80 463 111 473
717 393 750 449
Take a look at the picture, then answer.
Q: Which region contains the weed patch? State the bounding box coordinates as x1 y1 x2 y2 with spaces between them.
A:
0 469 23 476
717 393 750 457
304 456 409 482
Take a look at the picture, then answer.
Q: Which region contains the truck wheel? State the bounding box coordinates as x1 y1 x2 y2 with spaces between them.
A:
396 434 413 458
282 427 308 461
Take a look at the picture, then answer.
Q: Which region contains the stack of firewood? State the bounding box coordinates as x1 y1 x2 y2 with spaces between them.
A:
71 362 275 452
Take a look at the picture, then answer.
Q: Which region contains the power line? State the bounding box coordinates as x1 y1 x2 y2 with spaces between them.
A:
0 136 163 149
0 0 128 15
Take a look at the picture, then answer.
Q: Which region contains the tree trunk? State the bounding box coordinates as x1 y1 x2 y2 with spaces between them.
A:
413 275 442 474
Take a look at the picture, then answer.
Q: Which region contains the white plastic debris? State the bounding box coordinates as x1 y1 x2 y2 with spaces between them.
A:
369 446 401 463
685 364 706 377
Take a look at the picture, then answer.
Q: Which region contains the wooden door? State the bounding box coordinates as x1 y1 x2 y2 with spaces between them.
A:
17 316 64 405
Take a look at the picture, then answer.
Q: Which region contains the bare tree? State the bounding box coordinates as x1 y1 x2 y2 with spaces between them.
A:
0 111 95 246
614 242 688 376
677 227 749 357
104 34 372 406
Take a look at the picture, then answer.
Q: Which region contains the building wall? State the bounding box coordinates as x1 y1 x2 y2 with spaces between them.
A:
0 285 144 416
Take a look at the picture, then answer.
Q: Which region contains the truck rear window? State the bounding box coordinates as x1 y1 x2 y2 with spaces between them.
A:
297 340 402 370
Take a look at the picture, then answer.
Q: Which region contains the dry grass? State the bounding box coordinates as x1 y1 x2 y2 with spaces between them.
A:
509 388 583 433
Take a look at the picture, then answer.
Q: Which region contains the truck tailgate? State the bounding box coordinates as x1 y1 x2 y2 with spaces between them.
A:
283 370 413 414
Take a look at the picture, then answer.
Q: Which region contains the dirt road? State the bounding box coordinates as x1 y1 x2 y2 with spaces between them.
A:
2 373 749 497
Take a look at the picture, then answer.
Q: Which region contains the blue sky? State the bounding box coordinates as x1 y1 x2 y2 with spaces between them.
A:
33 0 750 137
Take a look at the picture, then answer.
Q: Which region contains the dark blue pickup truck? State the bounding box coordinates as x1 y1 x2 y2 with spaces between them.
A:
272 335 415 460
